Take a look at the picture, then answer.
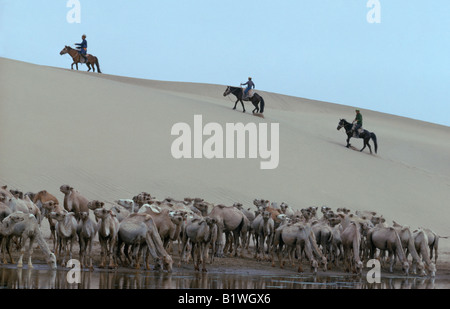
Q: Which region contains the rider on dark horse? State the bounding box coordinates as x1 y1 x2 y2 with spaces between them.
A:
241 77 255 100
75 34 88 63
351 109 363 136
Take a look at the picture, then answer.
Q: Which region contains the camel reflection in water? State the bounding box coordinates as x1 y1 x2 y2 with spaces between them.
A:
0 266 443 289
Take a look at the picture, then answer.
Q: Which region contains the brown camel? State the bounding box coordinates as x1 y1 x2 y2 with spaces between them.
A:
60 185 90 221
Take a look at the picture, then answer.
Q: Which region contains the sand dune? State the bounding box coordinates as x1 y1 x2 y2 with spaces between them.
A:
1 57 449 249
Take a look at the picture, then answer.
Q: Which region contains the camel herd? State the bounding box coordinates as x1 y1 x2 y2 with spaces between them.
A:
0 184 446 278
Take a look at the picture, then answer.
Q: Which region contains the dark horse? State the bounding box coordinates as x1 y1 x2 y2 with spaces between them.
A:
337 119 378 154
60 46 102 73
223 86 265 114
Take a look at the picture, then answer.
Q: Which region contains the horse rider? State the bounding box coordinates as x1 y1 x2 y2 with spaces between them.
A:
241 77 255 99
351 109 363 136
75 34 88 63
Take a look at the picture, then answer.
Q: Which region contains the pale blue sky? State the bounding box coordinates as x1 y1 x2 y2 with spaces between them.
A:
1 0 449 126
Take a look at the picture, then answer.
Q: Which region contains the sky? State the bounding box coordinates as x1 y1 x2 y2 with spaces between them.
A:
1 0 449 127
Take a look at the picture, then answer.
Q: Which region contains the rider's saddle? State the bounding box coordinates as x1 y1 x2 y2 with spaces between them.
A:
242 88 255 100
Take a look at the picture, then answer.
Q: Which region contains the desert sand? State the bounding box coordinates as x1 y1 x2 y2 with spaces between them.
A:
1 56 449 256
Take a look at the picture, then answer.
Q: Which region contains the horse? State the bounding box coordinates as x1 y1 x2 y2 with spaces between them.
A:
337 119 378 154
60 46 102 73
223 86 265 114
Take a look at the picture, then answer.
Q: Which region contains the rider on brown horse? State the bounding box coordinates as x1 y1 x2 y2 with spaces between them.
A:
75 34 88 63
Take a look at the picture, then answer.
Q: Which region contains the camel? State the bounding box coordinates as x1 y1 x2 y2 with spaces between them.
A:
116 213 173 271
392 221 426 276
0 185 14 198
59 185 90 221
0 196 12 222
116 199 137 213
412 228 437 277
367 227 410 275
276 222 319 274
252 211 274 261
33 190 59 240
0 212 56 269
42 200 65 251
94 208 120 269
311 220 333 262
50 210 78 267
137 204 185 252
421 227 448 264
181 216 218 272
87 200 130 222
78 211 98 270
329 223 344 267
209 204 249 258
340 222 363 274
279 202 294 218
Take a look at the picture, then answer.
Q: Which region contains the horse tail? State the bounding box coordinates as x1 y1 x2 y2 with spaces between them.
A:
371 133 378 154
95 57 102 73
259 97 265 113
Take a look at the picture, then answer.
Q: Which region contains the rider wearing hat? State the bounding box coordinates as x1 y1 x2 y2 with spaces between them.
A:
75 34 88 63
241 77 255 99
352 109 363 136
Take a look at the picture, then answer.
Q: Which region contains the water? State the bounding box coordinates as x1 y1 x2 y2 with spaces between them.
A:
0 264 445 289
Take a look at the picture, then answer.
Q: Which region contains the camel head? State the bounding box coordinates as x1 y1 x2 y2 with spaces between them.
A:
310 259 319 274
48 253 57 270
1 212 25 234
87 200 104 211
428 263 437 278
262 211 271 222
42 201 59 212
162 255 173 273
80 212 90 221
94 207 114 220
402 261 410 276
169 211 184 225
59 185 73 194
356 261 363 275
9 189 23 199
50 210 75 222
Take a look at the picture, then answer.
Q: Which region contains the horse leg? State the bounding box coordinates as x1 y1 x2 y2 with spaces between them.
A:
87 63 92 72
233 99 238 110
240 100 246 113
346 135 352 148
71 62 74 70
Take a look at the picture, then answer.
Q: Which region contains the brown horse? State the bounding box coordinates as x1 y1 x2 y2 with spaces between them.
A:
60 46 102 73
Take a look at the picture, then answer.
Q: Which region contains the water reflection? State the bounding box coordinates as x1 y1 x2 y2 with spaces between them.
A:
0 265 444 289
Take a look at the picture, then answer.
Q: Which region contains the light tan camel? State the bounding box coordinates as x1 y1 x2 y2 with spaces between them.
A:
392 221 426 276
181 216 218 272
78 211 98 270
277 222 319 274
0 212 56 269
367 227 410 275
209 204 249 258
42 200 65 251
412 228 437 277
138 205 184 249
94 208 119 269
59 185 90 221
421 227 448 264
340 222 363 274
116 213 173 271
50 210 78 267
87 200 130 222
